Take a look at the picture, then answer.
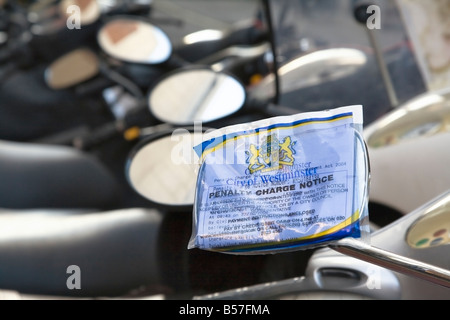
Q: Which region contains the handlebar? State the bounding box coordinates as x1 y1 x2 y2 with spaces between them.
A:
72 99 149 150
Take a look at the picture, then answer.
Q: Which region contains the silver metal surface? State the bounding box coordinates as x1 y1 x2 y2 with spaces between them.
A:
330 237 450 289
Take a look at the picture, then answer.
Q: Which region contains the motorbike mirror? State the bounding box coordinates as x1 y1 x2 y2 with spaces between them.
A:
249 48 368 101
148 67 246 126
126 128 209 209
45 48 100 90
97 16 172 65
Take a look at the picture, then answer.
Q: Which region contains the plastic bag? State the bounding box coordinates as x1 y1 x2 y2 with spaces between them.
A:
188 105 370 254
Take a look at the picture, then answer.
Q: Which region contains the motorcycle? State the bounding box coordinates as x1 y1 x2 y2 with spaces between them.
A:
0 0 277 298
0 1 269 142
1 169 449 300
1 93 449 299
40 23 272 151
195 189 450 300
123 65 450 301
0 0 448 301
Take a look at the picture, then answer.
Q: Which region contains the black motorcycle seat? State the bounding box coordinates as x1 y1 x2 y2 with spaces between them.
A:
0 207 165 297
0 140 121 209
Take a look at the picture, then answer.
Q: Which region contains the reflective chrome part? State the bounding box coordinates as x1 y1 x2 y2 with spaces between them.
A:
195 252 399 300
195 277 321 300
183 29 224 45
364 87 450 148
98 17 172 64
196 191 450 300
210 43 270 72
198 42 270 67
406 195 450 249
45 48 100 90
102 86 143 119
97 0 118 12
126 129 207 207
322 191 450 299
249 48 367 101
330 237 450 289
149 68 246 125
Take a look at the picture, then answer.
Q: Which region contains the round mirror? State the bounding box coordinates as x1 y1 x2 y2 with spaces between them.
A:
149 67 247 125
45 48 100 90
126 128 208 208
60 0 101 26
97 16 172 65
